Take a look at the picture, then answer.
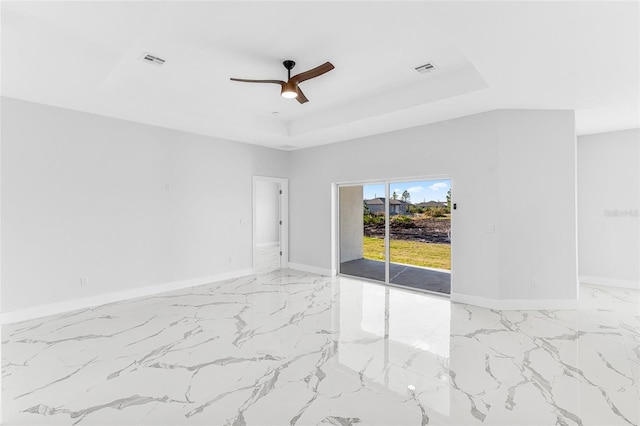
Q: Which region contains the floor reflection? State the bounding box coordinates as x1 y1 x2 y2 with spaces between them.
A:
337 279 451 416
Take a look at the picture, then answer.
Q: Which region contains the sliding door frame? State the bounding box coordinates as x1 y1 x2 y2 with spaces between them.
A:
333 175 453 293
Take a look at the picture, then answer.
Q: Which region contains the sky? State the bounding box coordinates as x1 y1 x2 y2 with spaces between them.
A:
362 180 450 204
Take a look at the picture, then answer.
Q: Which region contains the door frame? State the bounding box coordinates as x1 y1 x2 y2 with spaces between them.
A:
253 176 289 271
333 175 453 290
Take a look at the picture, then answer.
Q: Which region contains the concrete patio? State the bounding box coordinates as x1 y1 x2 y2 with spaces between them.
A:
340 258 451 294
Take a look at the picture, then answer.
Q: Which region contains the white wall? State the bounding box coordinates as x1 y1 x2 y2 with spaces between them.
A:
1 98 289 313
339 186 364 262
255 180 280 246
289 110 578 305
0 99 583 313
578 129 640 288
497 111 578 300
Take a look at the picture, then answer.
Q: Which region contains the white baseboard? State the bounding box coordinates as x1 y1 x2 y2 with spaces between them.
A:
288 262 332 276
580 275 640 290
256 241 280 248
450 292 578 311
1 268 255 325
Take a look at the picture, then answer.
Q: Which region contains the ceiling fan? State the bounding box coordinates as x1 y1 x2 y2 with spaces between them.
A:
230 60 334 104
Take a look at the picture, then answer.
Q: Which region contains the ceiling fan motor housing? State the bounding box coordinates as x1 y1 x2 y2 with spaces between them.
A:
281 60 298 97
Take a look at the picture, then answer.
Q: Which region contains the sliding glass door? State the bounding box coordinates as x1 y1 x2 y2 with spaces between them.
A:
338 179 452 295
339 184 386 283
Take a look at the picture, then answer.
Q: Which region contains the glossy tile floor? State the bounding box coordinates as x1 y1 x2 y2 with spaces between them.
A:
2 270 639 425
255 246 281 274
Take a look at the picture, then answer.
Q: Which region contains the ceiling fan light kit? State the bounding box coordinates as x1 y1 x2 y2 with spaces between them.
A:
281 82 298 99
230 59 334 104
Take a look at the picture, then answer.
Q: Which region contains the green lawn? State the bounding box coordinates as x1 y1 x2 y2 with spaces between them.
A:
363 237 451 270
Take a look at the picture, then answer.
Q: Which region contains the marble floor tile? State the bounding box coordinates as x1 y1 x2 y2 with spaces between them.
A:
255 246 281 273
2 273 639 425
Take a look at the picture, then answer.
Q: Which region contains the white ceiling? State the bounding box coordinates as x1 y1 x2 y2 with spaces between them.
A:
2 1 638 150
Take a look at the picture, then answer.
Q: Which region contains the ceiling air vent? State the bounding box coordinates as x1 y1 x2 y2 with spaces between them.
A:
140 52 166 66
414 62 436 74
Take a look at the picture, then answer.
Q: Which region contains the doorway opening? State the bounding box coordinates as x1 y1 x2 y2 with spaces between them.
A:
338 179 451 295
253 176 288 273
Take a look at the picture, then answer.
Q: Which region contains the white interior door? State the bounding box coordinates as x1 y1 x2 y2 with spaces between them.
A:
253 176 288 272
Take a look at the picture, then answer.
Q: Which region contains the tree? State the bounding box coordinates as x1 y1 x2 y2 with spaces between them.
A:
392 191 398 200
401 190 410 203
446 188 452 212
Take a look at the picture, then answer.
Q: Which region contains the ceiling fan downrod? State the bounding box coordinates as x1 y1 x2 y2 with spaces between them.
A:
283 60 295 79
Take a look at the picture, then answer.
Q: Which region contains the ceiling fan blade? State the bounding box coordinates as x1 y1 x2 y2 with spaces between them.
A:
290 62 334 84
296 86 309 104
230 78 285 87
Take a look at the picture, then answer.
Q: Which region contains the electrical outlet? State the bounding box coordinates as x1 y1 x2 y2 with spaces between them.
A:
228 256 233 264
80 276 89 286
531 279 537 288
